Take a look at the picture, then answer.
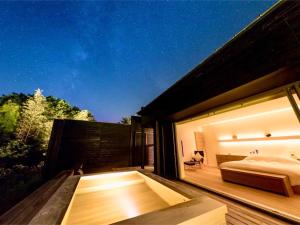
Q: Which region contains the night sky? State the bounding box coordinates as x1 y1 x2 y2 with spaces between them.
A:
0 1 275 122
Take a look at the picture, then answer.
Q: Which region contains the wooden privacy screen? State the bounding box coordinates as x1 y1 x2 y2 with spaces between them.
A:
145 129 154 166
44 119 132 178
130 116 154 167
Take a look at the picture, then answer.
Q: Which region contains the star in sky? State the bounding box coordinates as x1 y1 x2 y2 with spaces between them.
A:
0 1 275 122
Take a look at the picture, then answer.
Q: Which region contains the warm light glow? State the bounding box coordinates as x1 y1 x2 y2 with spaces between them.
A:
77 179 144 194
218 135 233 140
236 133 265 139
196 126 203 132
62 171 189 225
219 139 300 146
81 171 136 181
271 131 300 137
219 133 264 141
211 107 292 125
119 195 140 218
219 134 300 142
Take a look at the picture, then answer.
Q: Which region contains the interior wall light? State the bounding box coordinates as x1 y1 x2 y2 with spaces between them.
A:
232 134 238 140
265 132 272 138
220 139 300 146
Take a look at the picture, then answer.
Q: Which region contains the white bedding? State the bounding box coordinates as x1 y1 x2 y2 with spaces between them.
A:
219 155 300 186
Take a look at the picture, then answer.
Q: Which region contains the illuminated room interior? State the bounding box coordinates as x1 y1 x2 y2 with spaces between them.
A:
175 94 300 219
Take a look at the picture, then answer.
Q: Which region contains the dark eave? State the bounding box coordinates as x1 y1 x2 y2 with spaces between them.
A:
138 0 300 119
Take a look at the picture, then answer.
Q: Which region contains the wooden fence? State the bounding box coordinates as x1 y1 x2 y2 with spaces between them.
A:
44 119 132 178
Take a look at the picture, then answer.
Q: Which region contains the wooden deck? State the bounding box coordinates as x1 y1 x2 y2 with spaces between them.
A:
184 167 300 222
0 170 77 225
141 170 293 225
2 168 297 225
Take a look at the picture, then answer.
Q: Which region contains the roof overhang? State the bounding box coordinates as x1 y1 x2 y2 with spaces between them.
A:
138 1 300 121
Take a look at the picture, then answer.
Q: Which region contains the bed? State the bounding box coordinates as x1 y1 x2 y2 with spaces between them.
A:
219 155 300 196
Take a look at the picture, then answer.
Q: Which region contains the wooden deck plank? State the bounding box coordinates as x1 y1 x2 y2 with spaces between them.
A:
0 171 72 225
28 175 80 225
225 214 248 225
226 210 259 225
140 170 293 225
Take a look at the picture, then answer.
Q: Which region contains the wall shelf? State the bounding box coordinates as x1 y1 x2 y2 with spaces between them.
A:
218 135 300 142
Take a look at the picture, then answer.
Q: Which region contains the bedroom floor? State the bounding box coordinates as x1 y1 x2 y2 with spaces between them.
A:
184 167 300 221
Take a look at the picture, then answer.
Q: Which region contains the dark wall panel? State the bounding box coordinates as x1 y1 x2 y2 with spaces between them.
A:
45 119 131 177
154 121 178 179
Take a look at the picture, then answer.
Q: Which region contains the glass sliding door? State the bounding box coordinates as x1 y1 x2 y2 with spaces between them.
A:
176 84 300 180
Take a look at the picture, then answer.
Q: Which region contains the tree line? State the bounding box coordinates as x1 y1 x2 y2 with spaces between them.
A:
0 89 94 167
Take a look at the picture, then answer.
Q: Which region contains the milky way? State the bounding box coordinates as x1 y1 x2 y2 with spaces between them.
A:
0 1 275 122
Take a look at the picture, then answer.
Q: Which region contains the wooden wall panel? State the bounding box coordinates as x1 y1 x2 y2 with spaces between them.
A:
44 119 132 178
